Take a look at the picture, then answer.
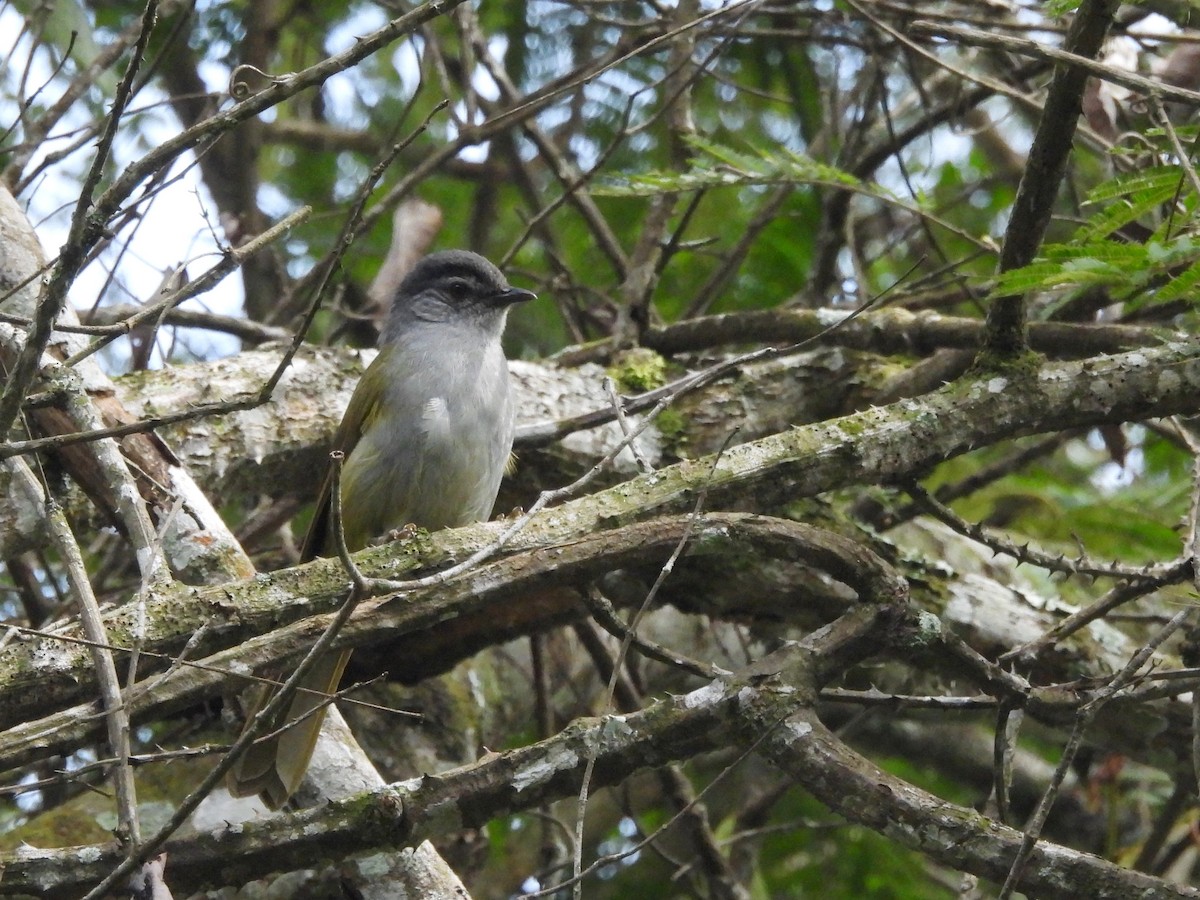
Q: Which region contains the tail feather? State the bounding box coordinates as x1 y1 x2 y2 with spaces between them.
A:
227 649 353 809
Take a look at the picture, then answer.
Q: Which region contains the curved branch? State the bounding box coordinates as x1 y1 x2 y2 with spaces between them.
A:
3 336 1200 768
0 514 898 762
6 608 1193 900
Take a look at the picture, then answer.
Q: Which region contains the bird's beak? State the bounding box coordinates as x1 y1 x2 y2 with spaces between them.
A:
496 287 537 306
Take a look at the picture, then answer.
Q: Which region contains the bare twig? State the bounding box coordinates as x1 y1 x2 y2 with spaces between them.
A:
910 20 1200 110
904 481 1179 582
0 0 160 439
999 605 1195 898
10 457 141 847
572 429 735 897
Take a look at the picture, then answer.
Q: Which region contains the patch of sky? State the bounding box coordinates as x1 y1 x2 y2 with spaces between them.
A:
324 4 388 56
0 5 242 368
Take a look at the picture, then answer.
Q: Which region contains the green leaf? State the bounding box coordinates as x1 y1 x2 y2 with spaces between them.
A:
597 136 986 250
988 242 1149 295
1084 166 1185 204
1078 167 1185 241
1155 257 1200 304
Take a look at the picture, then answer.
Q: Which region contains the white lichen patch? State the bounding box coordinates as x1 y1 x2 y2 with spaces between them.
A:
785 719 812 740
736 685 772 707
916 822 960 852
513 746 580 792
816 308 853 326
135 547 156 579
1084 616 1136 658
262 582 306 612
598 715 635 746
943 574 1047 647
986 377 1007 394
680 680 725 709
354 852 398 877
1039 367 1070 386
31 640 78 673
464 571 507 598
77 845 103 863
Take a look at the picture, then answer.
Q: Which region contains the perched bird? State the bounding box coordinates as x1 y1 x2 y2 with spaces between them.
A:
228 249 534 808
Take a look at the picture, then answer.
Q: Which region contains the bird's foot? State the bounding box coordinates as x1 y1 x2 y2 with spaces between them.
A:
377 523 420 545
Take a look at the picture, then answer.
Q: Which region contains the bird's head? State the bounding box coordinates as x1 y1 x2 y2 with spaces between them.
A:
385 249 535 339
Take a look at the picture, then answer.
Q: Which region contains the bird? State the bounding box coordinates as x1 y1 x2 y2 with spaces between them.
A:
227 249 535 808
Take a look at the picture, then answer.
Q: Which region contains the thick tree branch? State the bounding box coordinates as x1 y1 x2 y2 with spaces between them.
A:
2 304 1168 560
987 0 1120 356
2 337 1199 765
0 609 892 896
0 515 897 757
641 307 1165 358
6 607 1194 899
754 706 1200 900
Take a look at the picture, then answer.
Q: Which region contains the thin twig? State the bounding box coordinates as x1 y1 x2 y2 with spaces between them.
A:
582 585 723 679
999 605 1195 898
572 429 735 898
252 104 448 408
82 460 373 898
0 0 160 439
62 206 311 367
911 20 1200 109
523 724 775 899
10 458 142 847
904 481 1179 582
603 376 653 474
519 278 896 451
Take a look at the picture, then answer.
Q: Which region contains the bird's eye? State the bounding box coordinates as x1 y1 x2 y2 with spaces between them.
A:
444 278 472 299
